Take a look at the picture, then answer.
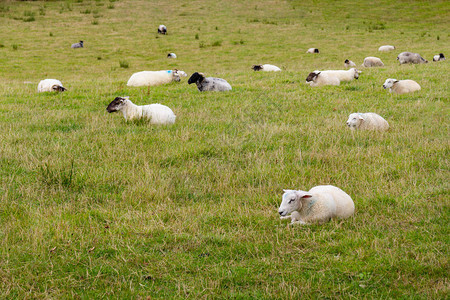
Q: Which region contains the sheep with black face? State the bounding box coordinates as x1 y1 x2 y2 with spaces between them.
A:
38 79 67 92
187 72 232 92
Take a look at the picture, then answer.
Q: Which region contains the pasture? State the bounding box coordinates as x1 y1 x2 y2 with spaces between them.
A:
0 0 448 298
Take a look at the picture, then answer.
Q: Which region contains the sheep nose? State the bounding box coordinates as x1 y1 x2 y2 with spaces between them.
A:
278 211 284 216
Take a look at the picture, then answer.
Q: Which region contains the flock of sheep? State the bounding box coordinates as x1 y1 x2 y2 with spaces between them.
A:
36 24 445 226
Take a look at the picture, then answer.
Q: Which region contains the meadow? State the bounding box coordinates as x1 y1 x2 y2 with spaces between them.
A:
0 0 448 298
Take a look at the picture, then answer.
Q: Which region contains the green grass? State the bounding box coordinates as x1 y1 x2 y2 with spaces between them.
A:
0 0 448 298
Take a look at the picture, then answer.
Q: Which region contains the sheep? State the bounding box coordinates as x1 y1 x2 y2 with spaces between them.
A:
382 78 421 94
305 71 340 87
344 59 356 68
251 64 281 72
433 53 445 62
378 45 395 52
127 69 187 87
320 68 361 82
187 72 232 91
167 53 177 58
37 79 66 92
106 96 176 124
397 52 428 64
71 41 83 48
306 48 319 53
158 25 167 34
362 56 384 67
346 112 389 131
278 185 355 225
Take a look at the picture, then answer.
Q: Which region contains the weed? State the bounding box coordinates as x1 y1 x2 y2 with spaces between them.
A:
12 44 18 50
119 60 129 68
211 40 222 46
92 20 99 25
195 33 199 40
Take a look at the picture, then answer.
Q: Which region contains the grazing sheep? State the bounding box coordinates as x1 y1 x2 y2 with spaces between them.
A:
320 68 361 82
383 78 421 94
397 52 428 64
158 25 167 34
306 48 319 53
305 71 340 87
127 70 187 87
378 45 395 52
71 41 83 48
38 79 66 92
187 72 232 91
346 112 389 131
167 53 177 58
344 59 356 68
251 64 281 72
106 96 176 124
362 57 384 67
433 53 445 62
278 185 355 224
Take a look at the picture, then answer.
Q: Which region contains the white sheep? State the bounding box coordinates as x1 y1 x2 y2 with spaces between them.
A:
106 96 176 124
251 64 281 72
362 57 384 67
346 112 389 131
344 59 356 68
158 25 167 34
320 68 361 82
127 70 187 87
278 185 355 224
187 72 232 91
433 53 445 62
71 41 83 48
306 48 319 54
383 78 421 94
167 53 177 58
397 52 428 64
38 79 67 92
378 45 395 52
305 71 340 87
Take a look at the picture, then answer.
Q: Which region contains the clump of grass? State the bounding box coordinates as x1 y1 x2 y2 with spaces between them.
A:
195 33 199 40
92 20 99 25
97 56 102 60
93 14 101 18
437 35 439 40
23 11 35 22
215 26 218 30
39 7 45 16
81 9 91 14
199 42 205 48
12 44 18 50
39 160 77 189
119 60 129 68
211 40 222 47
49 32 53 37
0 43 4 48
107 4 115 9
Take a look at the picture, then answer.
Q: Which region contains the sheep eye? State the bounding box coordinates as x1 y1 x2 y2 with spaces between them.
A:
288 199 295 204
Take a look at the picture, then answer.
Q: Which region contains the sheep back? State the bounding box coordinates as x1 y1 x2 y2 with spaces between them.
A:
397 52 428 64
308 185 355 220
362 57 384 67
127 71 173 87
142 103 176 124
392 80 421 94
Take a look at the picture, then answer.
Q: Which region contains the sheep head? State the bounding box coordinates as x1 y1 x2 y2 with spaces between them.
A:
353 68 362 79
188 72 205 84
306 71 320 83
383 78 397 90
278 189 312 217
51 85 66 92
107 96 128 113
314 48 319 53
346 113 364 129
252 65 263 71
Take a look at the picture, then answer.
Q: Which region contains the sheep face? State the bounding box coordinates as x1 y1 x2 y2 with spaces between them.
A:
344 59 350 64
188 72 205 84
51 85 66 92
252 65 263 71
352 68 362 79
305 71 320 83
314 48 319 53
278 190 312 216
346 113 364 129
383 78 397 89
107 97 127 113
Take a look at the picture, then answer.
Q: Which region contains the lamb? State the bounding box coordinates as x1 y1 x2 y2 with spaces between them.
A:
71 41 83 48
127 69 187 87
187 72 232 91
37 79 67 92
158 25 167 34
319 68 361 82
346 112 389 131
167 53 177 58
378 45 395 52
344 59 356 68
106 96 176 124
383 78 421 94
278 185 355 225
397 52 428 64
362 57 384 67
251 64 281 72
305 71 340 87
306 48 319 53
433 53 445 62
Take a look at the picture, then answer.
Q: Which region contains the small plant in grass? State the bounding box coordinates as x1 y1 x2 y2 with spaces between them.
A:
211 40 222 47
81 9 91 14
12 44 18 50
39 7 45 16
0 44 4 48
92 20 99 25
199 42 205 48
119 60 129 68
195 33 199 40
107 4 114 9
437 35 439 40
97 56 102 60
49 32 53 37
39 160 77 189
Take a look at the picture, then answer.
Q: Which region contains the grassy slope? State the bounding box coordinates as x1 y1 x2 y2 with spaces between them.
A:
0 0 448 298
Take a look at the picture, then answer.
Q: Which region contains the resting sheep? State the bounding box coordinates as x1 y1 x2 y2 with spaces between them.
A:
38 79 66 92
251 64 281 72
167 53 177 58
305 71 340 87
346 112 389 131
187 72 232 91
106 96 176 124
71 41 83 48
127 70 187 87
158 25 167 34
397 52 428 64
433 53 445 62
306 48 319 54
362 57 384 67
383 78 421 94
319 68 361 82
278 185 355 224
344 59 356 68
378 45 395 52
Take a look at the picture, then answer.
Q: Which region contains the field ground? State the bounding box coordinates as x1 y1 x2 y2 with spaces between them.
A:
0 0 449 298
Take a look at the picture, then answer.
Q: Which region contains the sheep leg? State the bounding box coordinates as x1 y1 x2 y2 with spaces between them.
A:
291 220 308 225
280 215 291 220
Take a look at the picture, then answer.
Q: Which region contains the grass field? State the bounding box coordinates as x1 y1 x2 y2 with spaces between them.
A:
0 0 449 298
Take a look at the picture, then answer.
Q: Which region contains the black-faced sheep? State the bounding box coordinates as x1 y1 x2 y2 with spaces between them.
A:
433 53 445 62
158 25 167 34
38 79 67 92
71 41 83 48
251 64 281 72
306 48 319 53
305 71 340 87
187 72 232 91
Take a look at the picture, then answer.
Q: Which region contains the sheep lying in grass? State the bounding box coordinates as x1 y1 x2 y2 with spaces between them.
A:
433 53 445 62
106 96 176 124
383 78 421 94
397 52 428 64
38 79 67 92
158 25 167 34
127 70 187 87
306 48 319 53
378 45 395 52
362 57 384 67
320 68 361 82
187 72 232 91
251 64 281 72
167 53 177 58
305 71 340 87
346 112 389 131
71 41 83 48
344 59 356 68
278 185 355 224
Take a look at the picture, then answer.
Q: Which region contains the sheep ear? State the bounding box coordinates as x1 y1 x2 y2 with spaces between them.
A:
393 80 399 84
295 191 312 199
316 72 321 75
